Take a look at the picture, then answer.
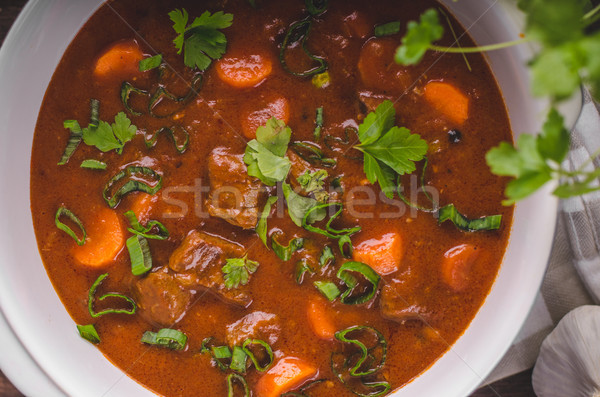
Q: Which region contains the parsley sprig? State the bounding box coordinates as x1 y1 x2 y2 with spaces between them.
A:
395 3 600 203
169 8 233 71
222 256 259 289
244 118 292 186
353 100 428 198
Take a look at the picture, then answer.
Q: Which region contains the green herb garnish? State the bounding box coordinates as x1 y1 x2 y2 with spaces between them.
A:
77 324 100 344
81 100 137 154
88 273 136 318
55 207 86 246
139 54 163 71
244 118 292 186
256 196 278 247
222 256 259 289
374 21 401 37
271 233 304 261
80 159 107 170
297 169 329 203
127 234 153 276
169 9 233 71
314 280 341 301
282 182 326 227
141 328 187 350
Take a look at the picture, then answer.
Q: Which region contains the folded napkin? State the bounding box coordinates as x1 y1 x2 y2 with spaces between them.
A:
484 89 600 384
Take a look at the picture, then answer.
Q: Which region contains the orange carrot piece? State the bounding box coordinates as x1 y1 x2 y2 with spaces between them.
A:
94 40 143 78
241 96 290 139
441 244 479 292
423 81 470 125
352 232 404 275
307 296 337 340
71 208 125 268
130 193 158 224
215 54 273 88
255 357 318 397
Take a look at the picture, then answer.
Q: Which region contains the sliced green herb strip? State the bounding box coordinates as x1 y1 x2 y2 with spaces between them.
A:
124 210 169 240
55 207 86 246
314 280 341 301
141 328 187 350
291 141 336 167
305 0 328 16
103 166 163 208
213 345 232 360
120 82 149 116
337 262 380 305
89 99 100 128
230 346 248 374
88 273 136 318
302 203 361 240
242 339 274 372
80 159 107 170
334 325 387 377
77 324 100 344
295 259 314 284
271 233 304 261
396 157 436 213
375 21 401 37
145 126 190 153
319 246 335 267
58 120 83 165
139 54 163 71
282 182 327 227
312 71 330 88
314 106 324 140
338 234 353 259
280 18 328 77
127 235 153 276
226 373 250 397
257 196 278 247
437 204 502 231
149 73 203 118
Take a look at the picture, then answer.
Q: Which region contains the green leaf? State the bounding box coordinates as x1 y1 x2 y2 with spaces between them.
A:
256 196 277 247
139 54 163 71
314 281 341 301
244 118 292 185
358 126 428 176
363 154 396 199
80 159 107 170
82 121 122 152
77 324 100 344
169 9 233 70
112 112 137 145
537 108 570 163
297 170 329 202
518 0 586 46
486 134 548 178
530 45 583 100
503 170 553 204
357 100 395 145
282 183 326 227
256 118 291 157
222 256 259 289
394 9 444 65
375 21 401 37
437 204 502 231
271 234 304 261
319 246 335 267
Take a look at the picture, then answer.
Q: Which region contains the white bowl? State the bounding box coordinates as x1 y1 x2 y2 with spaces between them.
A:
0 1 581 396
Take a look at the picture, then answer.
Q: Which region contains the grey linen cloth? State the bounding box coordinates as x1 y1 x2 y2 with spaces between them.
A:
483 89 600 384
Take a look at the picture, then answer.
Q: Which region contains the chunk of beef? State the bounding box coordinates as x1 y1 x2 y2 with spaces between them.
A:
169 230 252 308
206 147 265 229
226 311 281 346
132 269 192 327
379 282 433 324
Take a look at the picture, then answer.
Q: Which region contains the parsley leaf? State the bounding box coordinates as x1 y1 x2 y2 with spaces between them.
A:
354 100 428 198
222 256 259 289
82 111 137 154
394 9 443 65
169 9 233 71
518 0 586 46
297 170 329 202
244 118 292 186
282 182 326 227
139 54 163 71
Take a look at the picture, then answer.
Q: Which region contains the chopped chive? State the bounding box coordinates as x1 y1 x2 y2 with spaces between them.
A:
291 141 336 167
256 196 278 247
127 235 153 276
124 210 169 240
314 281 341 301
280 18 328 77
319 246 335 267
295 259 314 285
305 0 329 16
271 233 304 261
337 262 380 305
89 99 100 129
58 120 83 165
212 345 232 360
120 82 148 116
230 346 248 374
144 126 190 154
55 207 86 246
374 21 401 37
88 273 136 318
139 54 163 71
141 328 187 350
437 204 502 231
314 106 324 140
242 339 274 372
77 324 100 344
103 166 162 209
80 159 107 170
226 373 250 397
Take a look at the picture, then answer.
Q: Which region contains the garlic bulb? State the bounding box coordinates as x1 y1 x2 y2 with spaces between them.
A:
532 305 600 397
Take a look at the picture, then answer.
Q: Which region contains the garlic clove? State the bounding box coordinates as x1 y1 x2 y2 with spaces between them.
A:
532 306 600 397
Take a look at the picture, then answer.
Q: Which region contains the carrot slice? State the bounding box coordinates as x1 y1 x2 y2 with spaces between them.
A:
307 296 337 340
215 53 273 88
352 232 403 275
94 40 144 78
255 357 318 397
240 96 290 139
441 244 479 292
423 81 470 125
71 208 125 268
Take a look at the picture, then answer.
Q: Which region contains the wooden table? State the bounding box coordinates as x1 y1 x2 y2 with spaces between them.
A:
0 1 536 396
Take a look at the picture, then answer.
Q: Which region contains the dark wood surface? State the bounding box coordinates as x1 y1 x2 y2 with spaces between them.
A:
0 1 536 396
